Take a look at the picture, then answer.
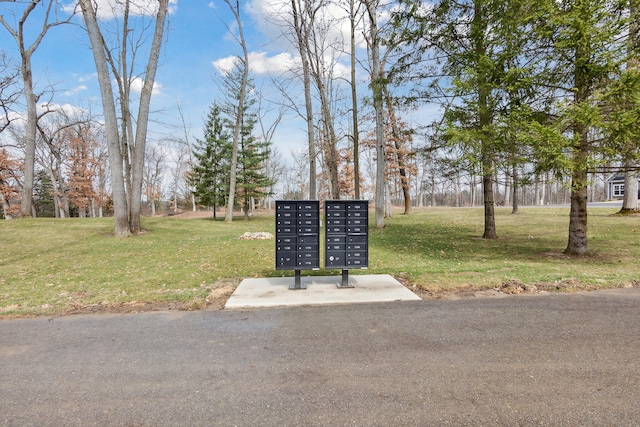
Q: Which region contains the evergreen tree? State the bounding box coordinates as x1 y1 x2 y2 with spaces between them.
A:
237 108 274 220
528 0 628 254
390 0 541 238
220 64 274 220
33 169 55 218
189 103 232 219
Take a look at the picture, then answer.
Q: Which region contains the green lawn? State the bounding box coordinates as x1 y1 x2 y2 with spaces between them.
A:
1 206 638 316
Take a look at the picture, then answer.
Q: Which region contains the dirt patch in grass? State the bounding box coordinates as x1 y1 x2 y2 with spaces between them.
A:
409 278 640 301
60 279 240 316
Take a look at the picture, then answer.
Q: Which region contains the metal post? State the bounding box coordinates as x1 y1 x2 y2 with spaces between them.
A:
337 269 354 288
289 269 307 290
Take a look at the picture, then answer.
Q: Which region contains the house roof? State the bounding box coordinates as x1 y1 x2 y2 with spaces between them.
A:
606 172 640 183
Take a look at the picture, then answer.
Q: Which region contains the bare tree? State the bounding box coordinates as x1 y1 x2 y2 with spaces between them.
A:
176 102 196 211
221 0 249 223
256 91 285 209
32 104 107 218
304 0 343 200
349 0 362 199
383 89 415 215
362 0 385 228
0 147 21 218
290 0 318 200
35 105 75 218
143 143 164 216
78 0 169 236
0 0 73 217
167 141 189 213
0 51 20 134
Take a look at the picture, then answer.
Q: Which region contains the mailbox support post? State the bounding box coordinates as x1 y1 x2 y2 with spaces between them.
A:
289 269 306 290
337 268 354 289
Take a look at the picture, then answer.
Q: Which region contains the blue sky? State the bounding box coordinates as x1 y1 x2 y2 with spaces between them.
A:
0 0 318 159
1 0 440 175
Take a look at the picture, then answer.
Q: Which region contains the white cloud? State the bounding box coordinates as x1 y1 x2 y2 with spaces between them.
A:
6 103 88 129
63 85 88 97
37 102 88 118
64 0 178 20
130 76 162 96
252 51 300 74
244 0 369 51
212 56 238 75
212 51 301 76
77 73 97 83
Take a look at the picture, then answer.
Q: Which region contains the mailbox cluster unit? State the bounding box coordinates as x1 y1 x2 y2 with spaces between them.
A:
275 200 368 289
275 201 320 289
324 200 369 269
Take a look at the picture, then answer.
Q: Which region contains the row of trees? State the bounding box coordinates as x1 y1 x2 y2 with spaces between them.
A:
385 0 640 254
0 0 169 236
220 0 639 254
1 1 638 257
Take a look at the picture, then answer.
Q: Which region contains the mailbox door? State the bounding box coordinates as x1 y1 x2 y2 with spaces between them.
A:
275 200 320 271
324 200 368 269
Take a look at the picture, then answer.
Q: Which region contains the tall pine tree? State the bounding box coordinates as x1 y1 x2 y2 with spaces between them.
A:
219 64 273 221
192 66 274 220
390 0 541 238
189 103 232 219
534 0 627 254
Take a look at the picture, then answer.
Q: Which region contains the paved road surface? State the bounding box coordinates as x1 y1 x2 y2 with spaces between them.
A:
2 288 639 426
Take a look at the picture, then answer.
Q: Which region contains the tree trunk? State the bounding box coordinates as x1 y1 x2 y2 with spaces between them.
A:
504 171 511 207
385 181 393 218
350 0 360 200
621 165 639 212
291 0 317 200
565 13 591 256
565 121 590 255
130 0 169 232
384 91 412 215
224 0 248 223
511 165 519 214
20 62 36 217
566 176 588 255
79 0 130 236
482 164 497 238
1 192 12 219
473 0 497 239
363 0 385 228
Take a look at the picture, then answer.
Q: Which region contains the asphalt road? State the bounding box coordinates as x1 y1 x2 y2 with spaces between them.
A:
2 288 639 426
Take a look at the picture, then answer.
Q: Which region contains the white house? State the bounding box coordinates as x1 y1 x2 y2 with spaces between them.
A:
606 173 640 200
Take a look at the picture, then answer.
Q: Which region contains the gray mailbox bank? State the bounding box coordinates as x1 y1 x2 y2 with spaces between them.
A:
275 200 369 289
275 200 320 289
325 200 369 288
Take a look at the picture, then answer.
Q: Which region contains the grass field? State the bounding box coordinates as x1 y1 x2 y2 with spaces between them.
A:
1 206 639 317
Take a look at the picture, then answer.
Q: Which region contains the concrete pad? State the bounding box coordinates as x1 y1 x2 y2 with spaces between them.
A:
224 274 421 309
